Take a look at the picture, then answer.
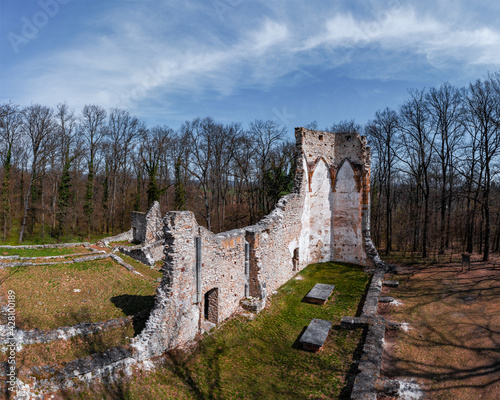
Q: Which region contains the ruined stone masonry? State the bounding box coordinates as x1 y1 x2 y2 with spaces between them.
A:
113 201 165 266
7 128 384 397
132 127 381 359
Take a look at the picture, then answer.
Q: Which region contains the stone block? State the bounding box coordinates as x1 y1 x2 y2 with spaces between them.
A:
383 280 399 288
299 319 332 352
379 296 394 303
304 283 335 304
340 316 367 329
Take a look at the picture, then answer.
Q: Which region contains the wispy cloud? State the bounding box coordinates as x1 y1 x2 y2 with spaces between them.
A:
3 0 500 117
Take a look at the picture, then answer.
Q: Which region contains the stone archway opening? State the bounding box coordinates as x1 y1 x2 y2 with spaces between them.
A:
204 288 219 324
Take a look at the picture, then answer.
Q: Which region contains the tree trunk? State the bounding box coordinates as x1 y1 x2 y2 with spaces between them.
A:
19 169 35 243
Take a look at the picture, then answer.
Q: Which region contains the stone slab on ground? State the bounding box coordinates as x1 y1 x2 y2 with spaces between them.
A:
379 296 394 303
299 318 332 352
383 280 399 288
304 283 335 304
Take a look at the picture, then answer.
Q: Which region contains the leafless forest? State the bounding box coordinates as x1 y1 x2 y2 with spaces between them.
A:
1 73 499 261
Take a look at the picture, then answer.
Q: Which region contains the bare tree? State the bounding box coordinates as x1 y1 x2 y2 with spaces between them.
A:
463 78 500 261
366 108 399 255
426 83 464 253
139 125 173 208
398 89 437 258
105 108 142 231
328 119 363 133
54 103 80 237
248 120 286 215
182 117 218 231
80 104 106 238
18 104 56 242
0 102 23 240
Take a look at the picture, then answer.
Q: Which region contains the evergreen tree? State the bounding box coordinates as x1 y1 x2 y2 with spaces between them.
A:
173 158 186 211
1 147 12 241
56 155 72 237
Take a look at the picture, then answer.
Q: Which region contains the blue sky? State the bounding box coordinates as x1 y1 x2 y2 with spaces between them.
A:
1 0 500 139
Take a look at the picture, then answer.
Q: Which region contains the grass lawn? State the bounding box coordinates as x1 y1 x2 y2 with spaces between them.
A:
0 259 159 330
60 262 369 399
117 253 163 282
0 246 88 258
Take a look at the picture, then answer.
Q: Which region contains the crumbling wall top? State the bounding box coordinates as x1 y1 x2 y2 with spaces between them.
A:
295 127 369 170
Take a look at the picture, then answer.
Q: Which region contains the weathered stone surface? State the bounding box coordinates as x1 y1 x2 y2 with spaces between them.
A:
110 253 142 275
361 269 384 317
98 229 133 247
299 319 333 351
132 201 164 245
379 296 394 303
240 297 265 313
116 244 155 266
304 283 335 304
340 316 368 329
376 378 401 396
383 280 399 288
73 253 110 263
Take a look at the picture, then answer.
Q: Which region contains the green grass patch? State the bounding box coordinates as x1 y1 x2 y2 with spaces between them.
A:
0 259 159 330
0 246 88 258
63 262 369 399
117 253 163 281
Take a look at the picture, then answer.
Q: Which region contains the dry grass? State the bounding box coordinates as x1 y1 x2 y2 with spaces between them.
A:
0 258 159 330
0 323 135 371
379 253 500 400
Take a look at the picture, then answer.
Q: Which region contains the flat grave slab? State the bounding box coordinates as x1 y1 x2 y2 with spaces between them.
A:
299 319 333 352
304 283 335 304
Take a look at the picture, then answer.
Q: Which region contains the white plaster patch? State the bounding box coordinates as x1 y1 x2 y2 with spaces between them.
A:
398 379 424 400
308 159 333 262
73 289 81 293
294 275 303 280
391 299 403 306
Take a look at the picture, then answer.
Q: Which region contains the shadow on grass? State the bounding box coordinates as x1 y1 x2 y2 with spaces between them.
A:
338 325 368 400
164 346 223 400
111 295 155 335
291 326 308 350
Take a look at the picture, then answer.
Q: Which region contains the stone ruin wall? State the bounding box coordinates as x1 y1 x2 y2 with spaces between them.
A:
132 128 379 360
131 201 164 245
127 201 165 265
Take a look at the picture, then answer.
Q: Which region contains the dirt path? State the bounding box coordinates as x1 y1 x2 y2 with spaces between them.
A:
379 254 500 400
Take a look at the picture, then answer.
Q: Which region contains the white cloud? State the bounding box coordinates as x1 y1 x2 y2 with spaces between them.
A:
3 1 500 115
